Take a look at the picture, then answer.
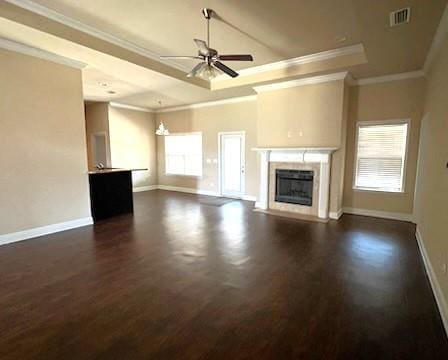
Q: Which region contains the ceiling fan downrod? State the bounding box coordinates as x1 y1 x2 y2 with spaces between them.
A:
202 8 213 47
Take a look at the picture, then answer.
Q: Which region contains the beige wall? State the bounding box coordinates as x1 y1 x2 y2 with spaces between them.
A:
85 102 110 169
257 80 345 148
155 101 259 197
343 78 425 214
0 49 91 234
415 34 448 319
108 106 157 188
84 103 157 189
257 79 348 213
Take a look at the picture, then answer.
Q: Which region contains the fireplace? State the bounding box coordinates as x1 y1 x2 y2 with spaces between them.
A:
275 169 314 206
255 148 336 219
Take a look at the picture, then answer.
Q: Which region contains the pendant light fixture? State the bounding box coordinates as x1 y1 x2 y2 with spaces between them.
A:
155 101 169 136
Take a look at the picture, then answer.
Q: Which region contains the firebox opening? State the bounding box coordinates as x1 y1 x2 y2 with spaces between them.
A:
275 169 313 206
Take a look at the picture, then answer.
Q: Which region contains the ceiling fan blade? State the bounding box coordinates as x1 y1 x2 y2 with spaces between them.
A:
212 61 239 78
194 39 210 56
160 55 202 60
217 54 253 61
187 62 206 77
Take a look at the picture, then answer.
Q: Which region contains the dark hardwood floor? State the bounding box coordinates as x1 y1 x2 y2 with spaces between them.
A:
0 190 446 359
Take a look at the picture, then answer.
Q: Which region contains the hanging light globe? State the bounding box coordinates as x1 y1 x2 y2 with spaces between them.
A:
155 100 170 136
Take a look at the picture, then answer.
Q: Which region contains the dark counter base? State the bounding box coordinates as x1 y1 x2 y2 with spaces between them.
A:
89 170 133 221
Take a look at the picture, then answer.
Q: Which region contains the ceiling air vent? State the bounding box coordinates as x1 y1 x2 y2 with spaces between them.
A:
390 7 411 27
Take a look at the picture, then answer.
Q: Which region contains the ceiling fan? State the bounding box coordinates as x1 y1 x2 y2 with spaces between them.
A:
160 8 253 79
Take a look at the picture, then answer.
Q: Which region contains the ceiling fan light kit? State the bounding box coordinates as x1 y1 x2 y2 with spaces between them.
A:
160 8 254 80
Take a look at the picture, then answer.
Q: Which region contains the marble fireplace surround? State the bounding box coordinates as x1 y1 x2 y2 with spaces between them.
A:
253 148 338 219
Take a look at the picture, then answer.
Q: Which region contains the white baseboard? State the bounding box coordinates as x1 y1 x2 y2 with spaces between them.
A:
242 195 257 202
415 226 448 336
342 207 414 222
329 209 343 220
0 217 93 247
157 185 220 197
253 206 409 222
133 185 158 192
155 185 256 201
254 201 264 209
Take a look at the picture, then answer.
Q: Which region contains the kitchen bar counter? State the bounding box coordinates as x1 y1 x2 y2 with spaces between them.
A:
88 168 147 221
88 168 147 175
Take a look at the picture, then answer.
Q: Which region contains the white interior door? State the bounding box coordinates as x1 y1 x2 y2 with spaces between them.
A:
220 132 245 197
92 132 108 167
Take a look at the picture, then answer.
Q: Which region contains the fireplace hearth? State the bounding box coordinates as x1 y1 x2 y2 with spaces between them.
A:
275 169 313 206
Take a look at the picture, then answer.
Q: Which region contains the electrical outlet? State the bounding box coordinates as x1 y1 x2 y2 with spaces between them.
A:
287 131 292 138
210 182 214 187
442 262 447 276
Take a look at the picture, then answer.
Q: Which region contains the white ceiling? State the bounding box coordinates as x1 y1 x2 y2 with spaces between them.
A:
28 0 447 74
0 0 446 109
0 17 254 108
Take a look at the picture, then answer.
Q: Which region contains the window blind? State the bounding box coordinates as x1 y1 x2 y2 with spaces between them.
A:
354 122 408 192
165 133 203 176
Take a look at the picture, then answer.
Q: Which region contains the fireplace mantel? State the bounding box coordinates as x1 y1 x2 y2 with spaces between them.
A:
252 147 338 153
253 147 338 219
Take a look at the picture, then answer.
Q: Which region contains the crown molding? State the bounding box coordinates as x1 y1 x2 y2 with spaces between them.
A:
155 95 257 113
212 44 364 82
0 37 87 69
4 0 190 73
345 73 356 86
424 4 448 73
253 72 349 93
109 102 155 113
352 70 425 86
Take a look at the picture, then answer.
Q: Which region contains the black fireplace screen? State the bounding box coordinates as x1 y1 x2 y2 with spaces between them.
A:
275 169 313 206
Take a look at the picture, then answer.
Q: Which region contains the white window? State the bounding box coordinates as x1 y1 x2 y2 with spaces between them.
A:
165 132 203 176
354 120 409 193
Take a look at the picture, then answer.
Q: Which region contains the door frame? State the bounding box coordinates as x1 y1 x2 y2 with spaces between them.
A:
91 131 111 168
218 131 246 198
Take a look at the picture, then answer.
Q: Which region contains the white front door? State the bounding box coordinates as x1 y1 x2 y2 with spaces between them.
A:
220 132 245 198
